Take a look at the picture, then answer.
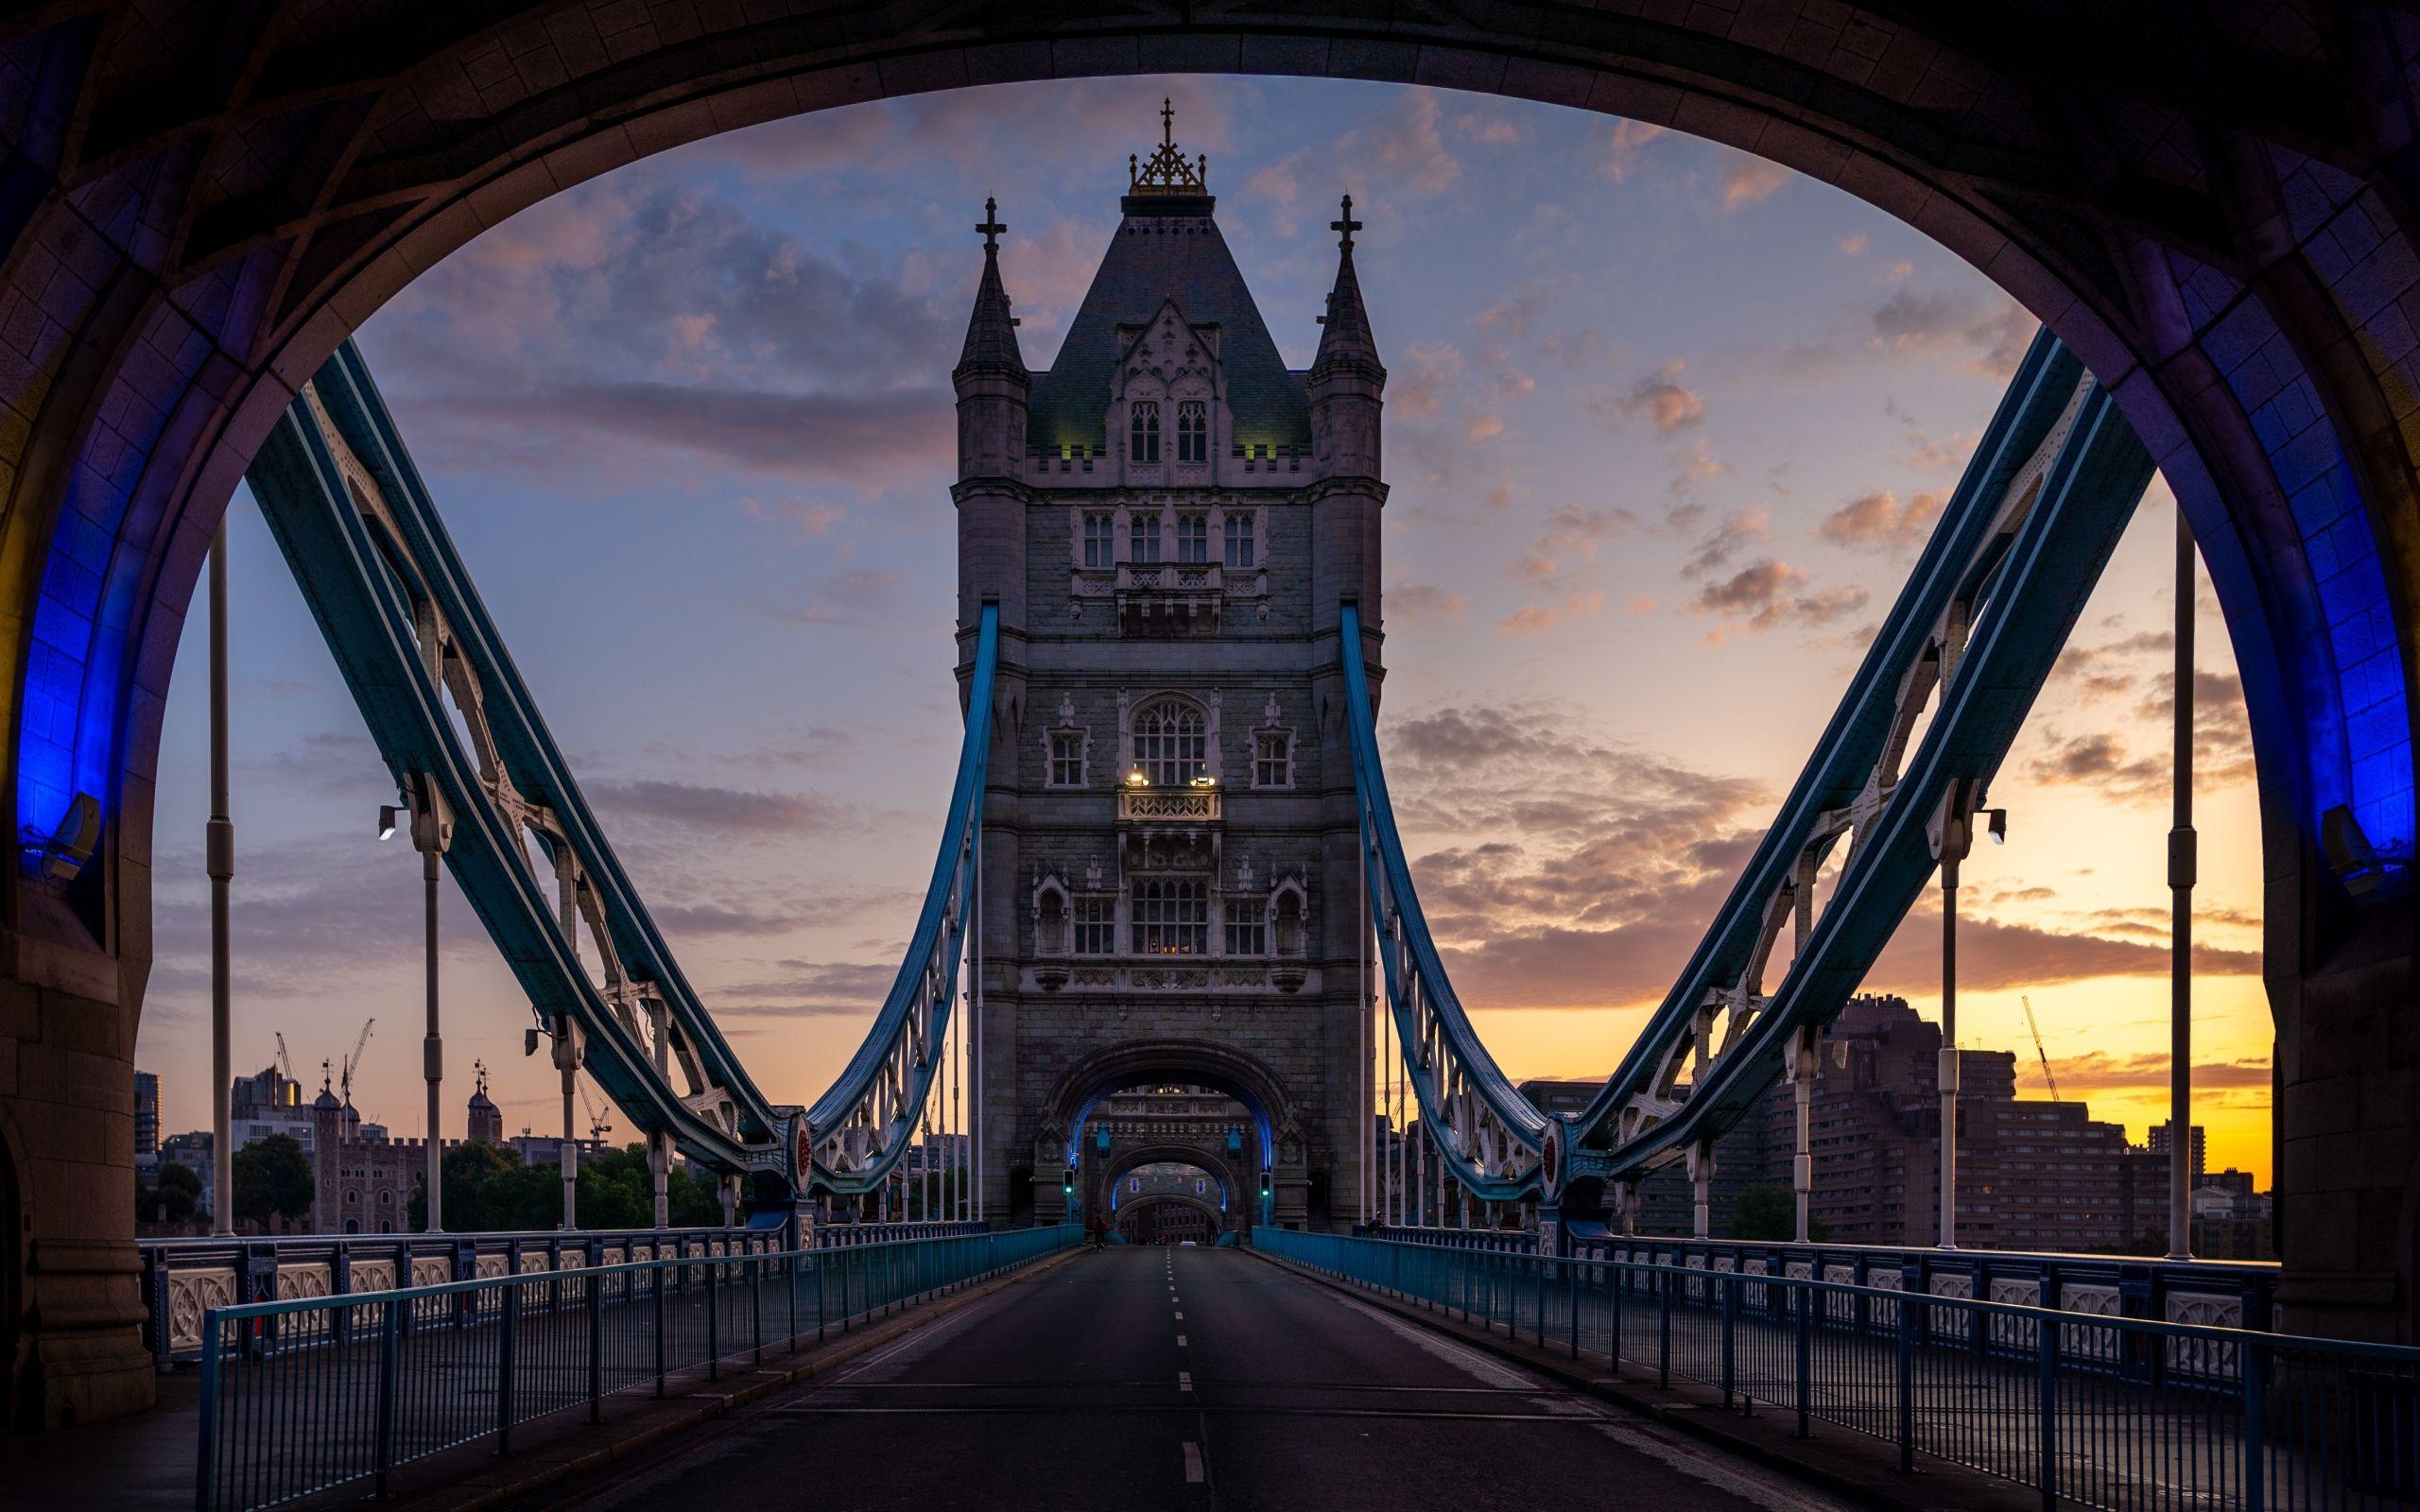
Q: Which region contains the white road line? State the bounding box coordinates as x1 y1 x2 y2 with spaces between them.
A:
1176 1333 1188 1347
1182 1442 1204 1483
1178 1370 1193 1392
1174 1311 1184 1320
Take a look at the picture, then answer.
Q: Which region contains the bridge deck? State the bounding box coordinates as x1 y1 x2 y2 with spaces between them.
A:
522 1246 1849 1512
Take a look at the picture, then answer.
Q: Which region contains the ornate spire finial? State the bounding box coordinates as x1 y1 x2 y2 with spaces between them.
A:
977 197 1006 252
1332 194 1363 251
1130 99 1208 196
474 1058 488 1096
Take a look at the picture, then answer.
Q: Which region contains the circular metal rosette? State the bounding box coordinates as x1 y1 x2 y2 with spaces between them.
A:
1540 1118 1567 1202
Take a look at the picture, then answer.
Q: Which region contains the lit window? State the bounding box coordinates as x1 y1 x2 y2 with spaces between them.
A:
1074 897 1115 955
1132 699 1205 785
1224 899 1267 956
1131 401 1161 463
1178 401 1207 463
1131 513 1162 564
1223 513 1254 568
1253 730 1292 788
1049 730 1085 787
1132 880 1208 955
1082 513 1115 568
1176 513 1209 564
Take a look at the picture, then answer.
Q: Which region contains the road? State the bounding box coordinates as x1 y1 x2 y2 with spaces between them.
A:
513 1245 1854 1512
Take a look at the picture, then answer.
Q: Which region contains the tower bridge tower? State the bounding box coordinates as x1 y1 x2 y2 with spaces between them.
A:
957 107 1385 1229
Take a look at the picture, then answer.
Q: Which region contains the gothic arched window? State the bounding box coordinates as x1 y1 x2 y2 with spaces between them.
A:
1131 401 1161 463
1178 401 1207 462
1132 698 1206 785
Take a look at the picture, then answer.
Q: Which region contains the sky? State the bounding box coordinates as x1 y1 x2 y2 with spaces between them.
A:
133 77 2276 1185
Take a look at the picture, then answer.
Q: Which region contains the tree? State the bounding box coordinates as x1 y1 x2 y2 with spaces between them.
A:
233 1134 315 1228
136 1161 199 1225
1726 1182 1827 1243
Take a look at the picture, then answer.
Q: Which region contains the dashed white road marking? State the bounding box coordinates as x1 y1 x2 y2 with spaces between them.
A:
1176 1333 1188 1347
1182 1442 1204 1483
1174 1311 1184 1320
1177 1369 1194 1393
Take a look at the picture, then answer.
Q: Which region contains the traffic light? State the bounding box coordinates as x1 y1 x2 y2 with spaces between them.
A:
1063 1166 1076 1197
1257 1170 1271 1200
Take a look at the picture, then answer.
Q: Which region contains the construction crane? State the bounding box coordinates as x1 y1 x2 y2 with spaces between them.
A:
2021 995 2062 1103
273 1032 295 1087
338 1018 375 1105
579 1082 613 1143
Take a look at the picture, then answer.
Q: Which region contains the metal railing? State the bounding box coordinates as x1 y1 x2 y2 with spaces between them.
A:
142 1225 767 1366
194 1226 1080 1512
1260 1228 2420 1512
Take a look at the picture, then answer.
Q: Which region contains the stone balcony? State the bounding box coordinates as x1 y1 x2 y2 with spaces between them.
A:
1069 558 1269 634
1116 786 1221 823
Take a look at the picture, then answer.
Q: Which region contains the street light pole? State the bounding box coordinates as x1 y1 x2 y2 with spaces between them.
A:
2170 505 2198 1261
207 522 233 1236
398 781 451 1231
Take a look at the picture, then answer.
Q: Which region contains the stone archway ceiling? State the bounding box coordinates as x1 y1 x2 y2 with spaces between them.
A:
7 3 2420 927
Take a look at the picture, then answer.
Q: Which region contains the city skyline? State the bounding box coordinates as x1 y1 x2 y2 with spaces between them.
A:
131 76 2272 1180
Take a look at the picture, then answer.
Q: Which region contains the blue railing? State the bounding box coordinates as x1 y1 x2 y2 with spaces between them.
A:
194 1225 1080 1512
1260 1228 2420 1512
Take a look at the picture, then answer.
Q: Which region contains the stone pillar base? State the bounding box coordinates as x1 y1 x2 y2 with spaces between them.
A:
22 1241 154 1429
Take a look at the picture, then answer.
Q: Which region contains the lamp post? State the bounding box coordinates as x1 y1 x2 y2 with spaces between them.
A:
1929 783 2005 1249
208 523 233 1236
2170 506 2198 1261
384 781 450 1230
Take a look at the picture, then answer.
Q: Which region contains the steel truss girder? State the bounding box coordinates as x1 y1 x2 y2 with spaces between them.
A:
245 342 996 1201
1346 330 2156 1209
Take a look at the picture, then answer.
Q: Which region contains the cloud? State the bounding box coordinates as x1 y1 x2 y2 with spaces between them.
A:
1839 234 1869 256
1816 490 1944 550
1681 507 1770 577
2036 1052 2272 1093
1389 583 1468 626
1599 120 1670 183
1585 360 1706 435
1719 153 1790 210
1868 289 2037 378
1342 89 1461 196
1497 592 1605 637
1668 438 1732 494
1391 343 1463 422
715 959 904 1017
586 780 852 834
1864 902 2261 994
752 568 912 627
1686 560 1870 638
1511 506 1630 589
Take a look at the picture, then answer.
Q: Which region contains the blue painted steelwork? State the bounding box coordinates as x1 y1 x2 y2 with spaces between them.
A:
241 343 997 1197
192 1227 1080 1512
1346 332 2159 1202
1341 619 1545 1201
1261 1227 2420 1512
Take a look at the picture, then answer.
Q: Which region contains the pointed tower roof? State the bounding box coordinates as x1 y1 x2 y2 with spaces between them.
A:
1309 196 1383 385
955 198 1028 384
1026 103 1311 455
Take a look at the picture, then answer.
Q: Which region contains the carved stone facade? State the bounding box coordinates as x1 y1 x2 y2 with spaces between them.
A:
959 115 1383 1232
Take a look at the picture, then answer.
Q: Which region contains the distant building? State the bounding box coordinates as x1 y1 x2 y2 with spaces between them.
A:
310 1065 521 1234
230 1064 318 1158
2146 1121 2209 1186
158 1131 214 1217
1619 996 2138 1251
132 1070 159 1157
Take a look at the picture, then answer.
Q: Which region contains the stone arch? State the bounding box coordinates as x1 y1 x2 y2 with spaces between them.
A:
4 11 2420 1402
1116 1192 1224 1243
1042 1038 1296 1173
1092 1143 1245 1232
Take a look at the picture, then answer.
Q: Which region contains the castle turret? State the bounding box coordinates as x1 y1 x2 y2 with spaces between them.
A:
955 198 1031 641
1307 195 1387 635
466 1060 503 1146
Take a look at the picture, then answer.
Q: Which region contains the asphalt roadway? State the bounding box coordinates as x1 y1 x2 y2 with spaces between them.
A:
510 1245 1856 1512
